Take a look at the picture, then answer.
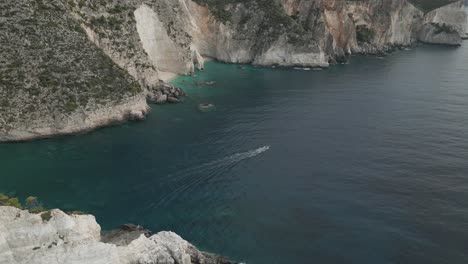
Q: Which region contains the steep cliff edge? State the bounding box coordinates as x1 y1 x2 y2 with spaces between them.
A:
0 206 235 264
0 0 148 142
1 0 466 142
187 0 466 64
418 1 467 45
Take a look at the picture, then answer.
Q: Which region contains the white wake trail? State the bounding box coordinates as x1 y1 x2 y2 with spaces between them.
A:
145 146 271 209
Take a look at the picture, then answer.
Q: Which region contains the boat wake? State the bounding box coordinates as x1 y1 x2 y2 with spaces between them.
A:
221 145 270 163
137 146 270 210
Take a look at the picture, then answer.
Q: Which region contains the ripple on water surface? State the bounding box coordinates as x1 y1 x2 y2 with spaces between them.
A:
2 44 468 264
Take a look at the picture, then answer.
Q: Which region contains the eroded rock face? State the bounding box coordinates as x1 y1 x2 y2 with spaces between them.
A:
175 0 467 67
419 1 467 45
1 0 466 142
0 206 235 264
0 0 150 142
134 3 194 75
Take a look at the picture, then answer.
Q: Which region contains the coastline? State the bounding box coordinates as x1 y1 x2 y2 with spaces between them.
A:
2 0 466 143
1 41 463 144
2 43 468 264
0 206 236 264
0 95 149 143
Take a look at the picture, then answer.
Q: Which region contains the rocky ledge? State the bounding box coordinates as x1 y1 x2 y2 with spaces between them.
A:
0 206 235 264
147 82 187 105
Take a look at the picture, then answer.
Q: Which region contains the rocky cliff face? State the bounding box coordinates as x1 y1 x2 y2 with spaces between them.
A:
0 0 148 142
186 0 466 64
1 0 466 142
0 206 234 264
418 1 468 44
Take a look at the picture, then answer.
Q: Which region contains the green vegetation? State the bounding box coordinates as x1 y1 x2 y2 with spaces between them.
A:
108 5 126 14
78 0 85 8
0 194 87 217
33 0 50 11
191 0 238 23
67 211 87 215
65 100 78 113
1 0 144 130
0 194 22 209
356 25 375 43
192 0 291 25
432 22 457 34
92 15 106 25
67 0 76 8
40 211 52 222
0 194 46 212
192 0 309 46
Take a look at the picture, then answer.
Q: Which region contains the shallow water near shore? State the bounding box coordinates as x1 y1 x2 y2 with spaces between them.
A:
2 43 468 264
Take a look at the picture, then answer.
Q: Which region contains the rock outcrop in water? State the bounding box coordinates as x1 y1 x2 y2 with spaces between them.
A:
0 206 235 264
0 0 467 142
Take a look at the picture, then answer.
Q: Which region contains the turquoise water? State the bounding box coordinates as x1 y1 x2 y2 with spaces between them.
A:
2 44 468 264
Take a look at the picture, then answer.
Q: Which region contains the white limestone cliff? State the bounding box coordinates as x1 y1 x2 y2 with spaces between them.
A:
0 206 233 264
0 95 148 143
1 0 467 143
419 1 467 45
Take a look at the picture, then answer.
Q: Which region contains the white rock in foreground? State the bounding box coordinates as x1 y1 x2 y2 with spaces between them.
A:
0 206 233 264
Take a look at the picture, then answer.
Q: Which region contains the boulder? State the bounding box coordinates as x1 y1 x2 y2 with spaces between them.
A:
102 224 152 246
129 110 146 120
167 97 180 104
156 94 168 104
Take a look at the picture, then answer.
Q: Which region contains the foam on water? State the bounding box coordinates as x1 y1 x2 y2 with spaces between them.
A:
140 146 270 209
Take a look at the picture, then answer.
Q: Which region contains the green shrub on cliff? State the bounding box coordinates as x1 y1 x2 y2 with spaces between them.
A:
191 0 236 23
40 211 52 222
1 0 143 133
356 25 375 43
25 196 47 213
0 194 22 209
0 194 48 212
67 210 87 215
0 193 87 216
432 23 457 34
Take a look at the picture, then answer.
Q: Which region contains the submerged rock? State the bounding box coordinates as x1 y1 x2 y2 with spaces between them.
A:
0 206 236 264
128 110 146 121
167 97 181 104
190 81 217 87
156 94 168 104
102 224 152 246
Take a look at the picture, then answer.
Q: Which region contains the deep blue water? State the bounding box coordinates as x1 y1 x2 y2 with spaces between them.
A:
2 44 468 264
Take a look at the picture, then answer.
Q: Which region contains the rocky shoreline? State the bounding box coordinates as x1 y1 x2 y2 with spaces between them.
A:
1 0 467 143
0 206 236 264
146 81 187 105
0 95 150 143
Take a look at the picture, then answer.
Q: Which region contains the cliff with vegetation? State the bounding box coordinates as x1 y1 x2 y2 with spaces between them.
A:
0 0 467 142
